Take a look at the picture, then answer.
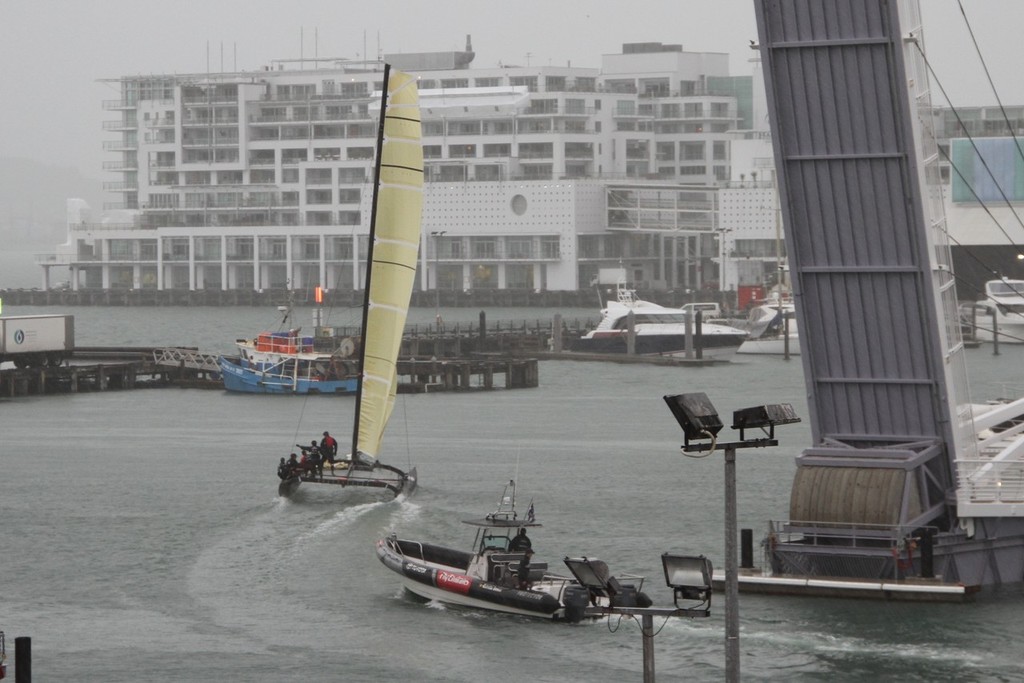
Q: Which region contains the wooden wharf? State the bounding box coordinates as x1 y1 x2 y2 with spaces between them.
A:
0 347 539 398
0 312 727 398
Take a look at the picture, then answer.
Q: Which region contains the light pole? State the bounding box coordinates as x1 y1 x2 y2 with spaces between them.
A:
430 230 446 324
716 228 732 293
663 394 800 683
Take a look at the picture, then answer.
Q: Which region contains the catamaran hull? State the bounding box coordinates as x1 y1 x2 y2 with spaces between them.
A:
376 540 566 618
219 356 358 394
279 465 416 498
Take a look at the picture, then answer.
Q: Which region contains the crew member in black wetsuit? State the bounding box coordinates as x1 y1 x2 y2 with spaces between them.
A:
508 528 532 553
277 457 290 480
517 548 535 590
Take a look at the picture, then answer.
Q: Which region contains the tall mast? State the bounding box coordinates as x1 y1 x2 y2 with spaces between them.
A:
351 63 391 462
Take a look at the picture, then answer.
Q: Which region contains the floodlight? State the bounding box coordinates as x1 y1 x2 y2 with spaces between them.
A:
663 393 724 440
731 403 800 438
662 553 713 606
563 556 614 596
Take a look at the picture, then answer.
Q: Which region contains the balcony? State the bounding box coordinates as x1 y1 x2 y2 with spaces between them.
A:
103 181 139 192
102 99 137 110
103 160 139 171
103 139 138 151
103 120 137 131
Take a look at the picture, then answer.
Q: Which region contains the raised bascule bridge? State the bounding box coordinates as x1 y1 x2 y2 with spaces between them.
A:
750 0 1024 599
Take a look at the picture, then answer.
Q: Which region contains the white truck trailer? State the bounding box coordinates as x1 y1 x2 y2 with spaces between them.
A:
0 314 75 367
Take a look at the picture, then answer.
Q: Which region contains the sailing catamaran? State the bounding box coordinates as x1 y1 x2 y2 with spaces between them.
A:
278 64 422 499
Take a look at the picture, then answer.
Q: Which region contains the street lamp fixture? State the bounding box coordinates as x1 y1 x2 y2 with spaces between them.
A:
662 553 713 612
563 556 614 596
663 391 723 443
731 403 800 439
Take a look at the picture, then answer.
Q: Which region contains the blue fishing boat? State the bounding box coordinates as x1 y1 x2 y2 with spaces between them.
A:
218 328 358 395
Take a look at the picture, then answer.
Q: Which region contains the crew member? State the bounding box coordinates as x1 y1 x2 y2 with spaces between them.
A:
320 431 338 463
517 548 535 590
508 528 532 553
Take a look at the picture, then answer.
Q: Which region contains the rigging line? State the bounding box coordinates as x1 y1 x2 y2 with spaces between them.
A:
955 0 1024 166
912 40 1024 240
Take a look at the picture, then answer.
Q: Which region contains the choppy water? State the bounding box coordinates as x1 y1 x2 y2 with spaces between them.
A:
2 305 1023 682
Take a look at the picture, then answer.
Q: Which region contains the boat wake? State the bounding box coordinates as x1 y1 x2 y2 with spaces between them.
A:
742 621 991 671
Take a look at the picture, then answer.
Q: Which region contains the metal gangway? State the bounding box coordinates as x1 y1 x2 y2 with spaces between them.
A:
152 347 221 374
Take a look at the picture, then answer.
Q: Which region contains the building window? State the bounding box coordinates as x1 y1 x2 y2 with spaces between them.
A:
314 147 341 161
615 100 636 116
250 169 275 184
506 238 533 259
306 189 332 205
471 237 496 259
448 144 476 159
681 142 705 161
509 76 538 92
348 147 374 160
282 149 307 164
337 168 365 184
565 99 586 115
338 211 360 226
471 264 497 288
306 211 332 226
262 238 287 260
328 236 353 260
540 236 560 259
338 188 360 203
306 168 332 185
545 76 566 92
483 143 511 158
519 142 552 159
227 237 253 260
506 264 534 288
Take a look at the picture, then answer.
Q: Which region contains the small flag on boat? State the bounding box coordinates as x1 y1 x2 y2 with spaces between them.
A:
527 503 535 523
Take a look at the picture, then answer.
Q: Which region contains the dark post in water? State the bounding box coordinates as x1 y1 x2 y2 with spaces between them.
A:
15 636 30 683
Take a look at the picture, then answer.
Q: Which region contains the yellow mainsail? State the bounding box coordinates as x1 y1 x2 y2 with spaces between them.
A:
355 68 423 460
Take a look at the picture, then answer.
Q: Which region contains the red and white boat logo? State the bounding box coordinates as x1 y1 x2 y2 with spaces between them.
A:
437 571 472 595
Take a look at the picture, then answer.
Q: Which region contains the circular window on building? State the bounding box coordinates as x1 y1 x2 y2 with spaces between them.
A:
511 194 528 216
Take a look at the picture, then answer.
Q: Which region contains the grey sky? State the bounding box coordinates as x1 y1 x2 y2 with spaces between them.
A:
1 0 1021 178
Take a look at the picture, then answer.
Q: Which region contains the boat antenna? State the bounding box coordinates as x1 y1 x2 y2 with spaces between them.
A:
350 62 392 463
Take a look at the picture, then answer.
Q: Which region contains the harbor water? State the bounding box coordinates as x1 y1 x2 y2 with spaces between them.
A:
2 305 1023 682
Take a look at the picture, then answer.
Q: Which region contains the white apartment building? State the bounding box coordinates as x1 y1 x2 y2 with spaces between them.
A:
43 39 784 297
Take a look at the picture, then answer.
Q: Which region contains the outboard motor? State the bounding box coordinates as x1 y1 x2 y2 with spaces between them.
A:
609 584 637 608
562 585 590 623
